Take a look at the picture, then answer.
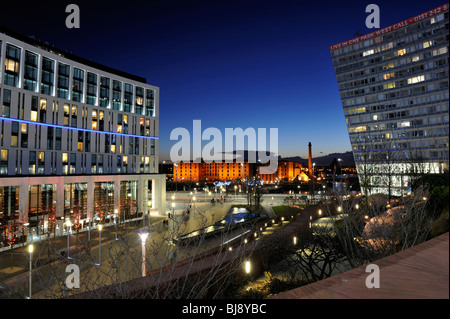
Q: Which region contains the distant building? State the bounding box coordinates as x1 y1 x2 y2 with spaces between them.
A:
173 161 253 182
330 4 449 196
259 160 305 183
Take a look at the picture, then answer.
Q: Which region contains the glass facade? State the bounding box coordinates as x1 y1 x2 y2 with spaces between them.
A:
0 28 161 244
330 7 449 195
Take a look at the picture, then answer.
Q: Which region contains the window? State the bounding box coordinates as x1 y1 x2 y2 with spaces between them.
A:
407 75 425 84
422 41 432 49
383 81 396 89
4 44 21 87
63 104 70 126
362 49 374 57
40 98 47 123
145 89 154 116
135 87 144 114
124 83 133 112
41 58 55 96
29 151 36 174
112 80 122 110
432 47 448 56
72 68 84 102
92 110 98 130
24 51 38 92
397 48 406 56
20 123 28 148
2 89 11 117
86 72 97 106
383 72 395 80
11 122 19 147
0 149 8 174
100 77 110 107
57 63 70 99
55 128 62 150
71 105 78 127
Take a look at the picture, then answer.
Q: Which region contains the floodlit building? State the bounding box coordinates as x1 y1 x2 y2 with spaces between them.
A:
330 4 449 196
173 160 253 183
0 27 166 243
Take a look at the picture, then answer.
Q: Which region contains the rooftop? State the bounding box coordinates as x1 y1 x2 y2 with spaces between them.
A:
329 3 449 51
0 25 147 84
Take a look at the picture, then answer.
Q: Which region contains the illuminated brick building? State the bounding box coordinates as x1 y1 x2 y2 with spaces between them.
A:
173 161 253 182
258 160 308 183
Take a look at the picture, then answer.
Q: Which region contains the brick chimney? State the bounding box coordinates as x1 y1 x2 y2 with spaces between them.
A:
308 142 313 176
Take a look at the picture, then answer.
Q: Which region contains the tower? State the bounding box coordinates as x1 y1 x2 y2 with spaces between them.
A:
308 142 313 177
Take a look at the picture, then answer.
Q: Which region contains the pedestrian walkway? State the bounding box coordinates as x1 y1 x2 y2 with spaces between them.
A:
0 215 164 284
270 232 449 299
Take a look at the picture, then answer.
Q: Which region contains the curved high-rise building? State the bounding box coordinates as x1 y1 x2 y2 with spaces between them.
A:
330 4 449 196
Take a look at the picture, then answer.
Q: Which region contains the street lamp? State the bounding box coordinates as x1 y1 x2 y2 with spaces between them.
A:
28 244 33 299
65 220 72 259
245 260 251 274
95 224 103 266
136 229 154 277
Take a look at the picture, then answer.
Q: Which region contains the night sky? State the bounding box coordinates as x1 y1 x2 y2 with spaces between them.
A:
1 0 447 160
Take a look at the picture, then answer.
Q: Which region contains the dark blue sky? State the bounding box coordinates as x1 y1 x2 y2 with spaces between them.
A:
2 0 447 160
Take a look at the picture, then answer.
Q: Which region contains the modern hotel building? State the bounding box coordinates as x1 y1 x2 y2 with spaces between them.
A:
330 4 449 196
0 27 166 244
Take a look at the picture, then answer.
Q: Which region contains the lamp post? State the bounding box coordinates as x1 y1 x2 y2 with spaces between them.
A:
114 209 118 240
95 224 103 266
136 229 153 277
312 163 316 205
28 244 33 299
66 220 72 259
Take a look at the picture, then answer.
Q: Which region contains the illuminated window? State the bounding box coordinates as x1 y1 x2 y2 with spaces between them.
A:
62 153 68 164
21 123 28 134
397 49 406 56
432 47 448 56
31 111 38 122
363 49 374 57
383 72 395 80
64 104 70 126
92 110 98 130
383 82 396 89
5 59 19 72
78 142 83 152
382 42 393 51
400 121 411 127
123 156 128 164
348 126 367 133
383 62 394 70
423 41 432 49
411 55 420 62
407 75 425 84
0 149 8 161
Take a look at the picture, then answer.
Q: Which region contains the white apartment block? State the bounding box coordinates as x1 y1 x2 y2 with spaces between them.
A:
0 27 166 243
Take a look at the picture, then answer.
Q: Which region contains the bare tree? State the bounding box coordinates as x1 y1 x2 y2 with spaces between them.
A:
2 202 260 299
